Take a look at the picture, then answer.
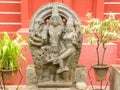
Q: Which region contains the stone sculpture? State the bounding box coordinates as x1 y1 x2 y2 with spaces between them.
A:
28 2 84 87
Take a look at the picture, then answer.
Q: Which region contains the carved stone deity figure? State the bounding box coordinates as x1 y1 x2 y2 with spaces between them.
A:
28 3 83 87
57 17 79 74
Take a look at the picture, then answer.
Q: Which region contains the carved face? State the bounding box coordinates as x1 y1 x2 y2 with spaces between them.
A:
65 25 74 32
51 16 60 26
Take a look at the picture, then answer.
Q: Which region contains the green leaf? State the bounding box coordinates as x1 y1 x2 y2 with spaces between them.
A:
0 32 27 70
2 46 8 58
88 37 97 45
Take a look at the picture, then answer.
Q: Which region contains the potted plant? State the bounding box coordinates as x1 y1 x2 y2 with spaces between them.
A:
83 13 120 81
0 32 26 89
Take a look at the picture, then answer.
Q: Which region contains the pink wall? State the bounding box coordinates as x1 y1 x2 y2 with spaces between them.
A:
79 43 117 85
20 0 104 27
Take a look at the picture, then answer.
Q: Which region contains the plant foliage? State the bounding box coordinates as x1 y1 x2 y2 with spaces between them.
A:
0 32 27 70
83 13 120 65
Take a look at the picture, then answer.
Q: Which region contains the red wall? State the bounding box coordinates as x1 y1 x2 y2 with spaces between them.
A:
20 0 105 28
0 0 21 32
1 0 120 31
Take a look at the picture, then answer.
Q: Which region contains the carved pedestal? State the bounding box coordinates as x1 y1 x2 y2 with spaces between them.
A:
26 65 87 89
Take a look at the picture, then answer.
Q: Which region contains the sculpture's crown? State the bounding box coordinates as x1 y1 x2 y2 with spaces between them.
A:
52 4 59 17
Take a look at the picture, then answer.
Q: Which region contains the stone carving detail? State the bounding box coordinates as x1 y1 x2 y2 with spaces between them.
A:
29 2 83 86
26 65 38 85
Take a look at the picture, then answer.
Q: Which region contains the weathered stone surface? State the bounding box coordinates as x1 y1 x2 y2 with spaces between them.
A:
38 82 72 87
25 85 89 90
26 65 86 87
57 88 73 90
110 64 120 90
26 85 57 90
26 65 38 85
3 85 90 90
75 66 86 83
76 82 87 90
28 2 84 88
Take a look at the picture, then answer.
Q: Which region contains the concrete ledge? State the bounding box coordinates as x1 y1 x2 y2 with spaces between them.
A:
38 82 72 87
110 64 120 90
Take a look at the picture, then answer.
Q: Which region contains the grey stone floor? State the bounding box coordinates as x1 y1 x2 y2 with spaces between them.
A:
1 85 109 90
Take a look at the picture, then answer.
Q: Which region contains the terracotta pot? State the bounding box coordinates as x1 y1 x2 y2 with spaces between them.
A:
0 69 18 81
92 64 109 81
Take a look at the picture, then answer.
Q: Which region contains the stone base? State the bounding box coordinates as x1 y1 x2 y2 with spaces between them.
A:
26 65 87 89
26 65 38 85
25 85 89 90
38 81 72 87
76 82 87 90
3 85 93 90
75 66 86 82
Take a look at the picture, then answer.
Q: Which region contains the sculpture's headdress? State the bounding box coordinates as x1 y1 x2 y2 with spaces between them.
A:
51 4 59 17
50 4 63 25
